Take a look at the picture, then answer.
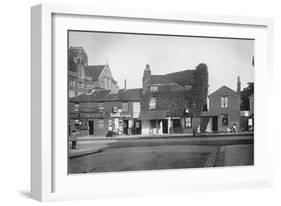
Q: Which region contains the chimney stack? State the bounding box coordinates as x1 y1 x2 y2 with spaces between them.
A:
237 76 241 93
142 64 151 94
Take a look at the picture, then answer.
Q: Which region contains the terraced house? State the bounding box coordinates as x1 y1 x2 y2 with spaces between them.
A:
139 63 209 135
68 88 142 137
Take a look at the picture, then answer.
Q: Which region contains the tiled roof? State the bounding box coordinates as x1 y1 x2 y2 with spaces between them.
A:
69 90 111 102
117 88 142 101
69 88 142 102
209 86 239 97
147 69 195 87
166 69 194 86
85 65 105 81
147 75 178 85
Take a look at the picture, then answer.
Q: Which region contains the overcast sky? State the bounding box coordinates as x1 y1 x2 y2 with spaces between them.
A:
69 31 254 94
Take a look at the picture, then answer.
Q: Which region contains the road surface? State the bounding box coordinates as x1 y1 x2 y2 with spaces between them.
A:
68 134 254 174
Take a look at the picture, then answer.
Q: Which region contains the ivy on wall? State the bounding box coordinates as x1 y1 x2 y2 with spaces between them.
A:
190 63 209 117
141 63 209 118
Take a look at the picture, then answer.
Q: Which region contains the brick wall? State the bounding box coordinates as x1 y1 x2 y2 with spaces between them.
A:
209 86 241 131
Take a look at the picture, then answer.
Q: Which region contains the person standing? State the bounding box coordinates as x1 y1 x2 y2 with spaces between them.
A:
71 129 78 149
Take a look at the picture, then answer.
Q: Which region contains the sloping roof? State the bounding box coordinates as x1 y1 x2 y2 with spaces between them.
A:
209 86 239 97
117 88 142 101
148 75 179 85
147 69 195 87
69 88 142 102
166 69 195 86
85 65 105 81
69 90 111 102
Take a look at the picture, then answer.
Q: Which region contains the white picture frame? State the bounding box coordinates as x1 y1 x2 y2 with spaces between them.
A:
31 3 274 202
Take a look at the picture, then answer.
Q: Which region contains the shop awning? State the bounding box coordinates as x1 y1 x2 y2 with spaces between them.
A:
139 110 168 120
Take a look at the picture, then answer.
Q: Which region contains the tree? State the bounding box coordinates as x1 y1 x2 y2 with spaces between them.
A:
240 82 254 111
190 63 209 116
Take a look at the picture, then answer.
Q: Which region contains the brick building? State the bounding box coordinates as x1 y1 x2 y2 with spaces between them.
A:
68 88 142 137
205 86 241 132
140 63 208 135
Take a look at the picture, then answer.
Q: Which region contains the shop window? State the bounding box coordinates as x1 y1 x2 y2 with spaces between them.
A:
150 86 158 92
185 117 192 128
98 102 104 113
221 114 228 126
135 121 140 128
149 98 156 109
248 118 253 126
221 96 228 108
122 102 129 112
98 120 104 128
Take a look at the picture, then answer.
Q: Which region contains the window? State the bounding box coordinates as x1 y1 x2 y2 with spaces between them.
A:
69 80 76 86
185 117 192 128
108 79 111 89
184 85 192 90
221 96 228 108
104 78 108 89
150 86 158 92
112 106 118 113
221 114 228 126
74 103 79 112
98 103 104 113
122 102 129 112
98 120 104 128
149 98 156 109
151 120 157 128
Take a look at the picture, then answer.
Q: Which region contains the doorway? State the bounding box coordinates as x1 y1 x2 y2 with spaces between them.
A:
123 120 129 135
88 120 94 135
162 119 168 134
212 116 218 132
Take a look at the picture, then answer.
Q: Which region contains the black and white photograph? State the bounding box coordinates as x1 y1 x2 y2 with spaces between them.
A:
67 30 254 174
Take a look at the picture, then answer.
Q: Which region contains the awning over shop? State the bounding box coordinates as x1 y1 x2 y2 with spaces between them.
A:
139 110 168 120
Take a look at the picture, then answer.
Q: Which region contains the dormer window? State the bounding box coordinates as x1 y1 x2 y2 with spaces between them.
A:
150 86 158 92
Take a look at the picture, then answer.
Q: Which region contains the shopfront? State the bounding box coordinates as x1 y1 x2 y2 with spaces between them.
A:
109 112 141 135
140 110 170 135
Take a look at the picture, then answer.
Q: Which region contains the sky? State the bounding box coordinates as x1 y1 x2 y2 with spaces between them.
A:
69 31 254 94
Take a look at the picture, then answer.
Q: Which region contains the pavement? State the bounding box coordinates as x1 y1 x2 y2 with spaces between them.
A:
69 132 254 158
73 131 254 141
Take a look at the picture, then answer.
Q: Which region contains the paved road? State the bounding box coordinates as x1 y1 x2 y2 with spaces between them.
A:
68 134 254 174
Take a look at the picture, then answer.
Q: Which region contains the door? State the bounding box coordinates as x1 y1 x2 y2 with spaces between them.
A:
162 119 168 134
88 120 94 135
212 116 218 132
